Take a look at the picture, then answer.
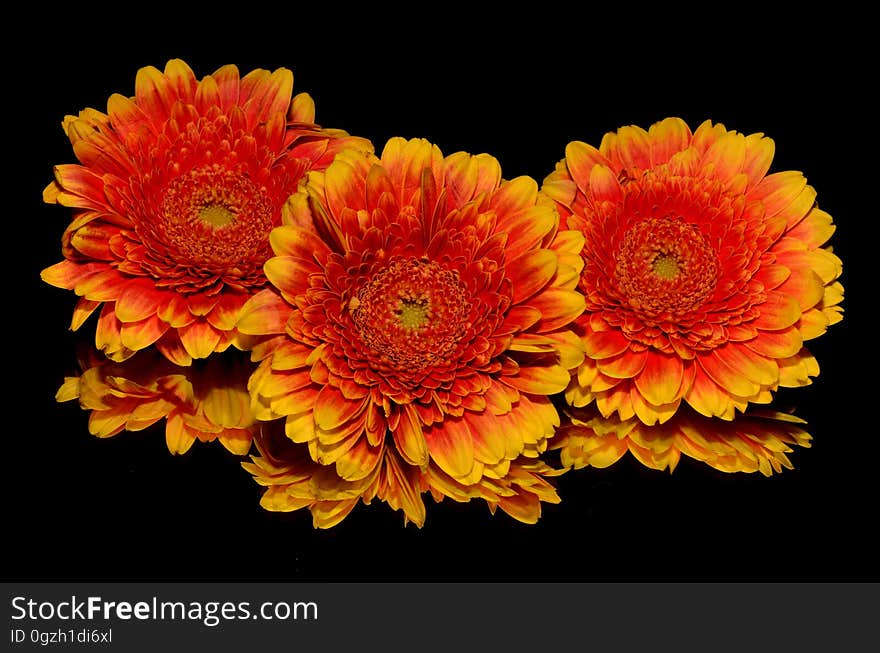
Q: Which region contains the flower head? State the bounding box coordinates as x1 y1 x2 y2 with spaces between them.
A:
58 348 257 454
42 59 371 365
555 405 811 476
238 137 585 525
543 118 843 424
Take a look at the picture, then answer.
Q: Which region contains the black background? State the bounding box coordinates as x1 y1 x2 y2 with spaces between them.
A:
6 12 875 581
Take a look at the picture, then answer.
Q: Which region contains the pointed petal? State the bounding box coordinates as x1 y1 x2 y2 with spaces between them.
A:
565 140 610 192
526 288 585 332
264 256 316 299
269 225 331 260
41 260 105 290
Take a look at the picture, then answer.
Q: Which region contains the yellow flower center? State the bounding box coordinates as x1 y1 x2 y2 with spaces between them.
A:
651 253 680 279
198 204 236 227
397 299 430 329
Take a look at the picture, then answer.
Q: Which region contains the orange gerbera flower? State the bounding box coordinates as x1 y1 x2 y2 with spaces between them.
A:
555 404 811 476
238 137 585 525
57 348 257 454
42 59 371 365
543 118 843 423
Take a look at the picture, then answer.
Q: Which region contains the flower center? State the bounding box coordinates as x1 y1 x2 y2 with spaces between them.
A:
352 258 470 370
158 164 274 271
397 299 430 329
651 252 680 279
198 204 236 228
615 216 718 315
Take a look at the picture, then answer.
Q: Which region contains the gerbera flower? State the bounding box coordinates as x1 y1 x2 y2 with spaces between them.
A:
554 404 811 476
42 59 371 365
57 348 257 454
543 118 843 423
244 420 562 528
237 137 585 525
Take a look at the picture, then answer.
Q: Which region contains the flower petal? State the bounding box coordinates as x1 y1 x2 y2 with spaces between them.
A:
501 364 570 396
393 405 429 467
425 418 475 479
313 385 366 431
583 329 631 359
634 352 685 406
507 249 557 303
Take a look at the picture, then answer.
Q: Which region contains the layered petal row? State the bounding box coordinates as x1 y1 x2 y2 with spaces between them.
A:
554 404 812 476
58 348 257 454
